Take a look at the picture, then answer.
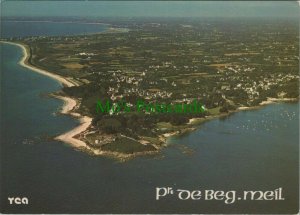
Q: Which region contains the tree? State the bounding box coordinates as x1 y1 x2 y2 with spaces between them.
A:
97 118 122 133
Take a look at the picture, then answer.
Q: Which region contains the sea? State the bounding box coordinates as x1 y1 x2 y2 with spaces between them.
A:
0 20 299 214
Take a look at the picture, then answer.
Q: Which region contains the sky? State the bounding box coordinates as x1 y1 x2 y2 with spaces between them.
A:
1 1 299 18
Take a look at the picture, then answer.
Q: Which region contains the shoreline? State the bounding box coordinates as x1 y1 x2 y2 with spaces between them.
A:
1 41 76 87
1 40 156 161
3 20 111 26
0 41 94 152
238 97 298 111
1 41 298 161
160 97 299 141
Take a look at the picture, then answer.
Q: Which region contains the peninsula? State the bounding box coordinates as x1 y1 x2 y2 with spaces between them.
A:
2 18 298 160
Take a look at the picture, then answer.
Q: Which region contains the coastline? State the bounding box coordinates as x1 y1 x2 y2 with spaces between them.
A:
0 41 93 152
0 41 156 161
160 97 299 141
1 41 298 161
3 20 111 26
238 97 298 111
1 41 76 87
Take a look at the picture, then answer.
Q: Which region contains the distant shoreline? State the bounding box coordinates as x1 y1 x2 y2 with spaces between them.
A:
2 20 111 26
1 20 129 38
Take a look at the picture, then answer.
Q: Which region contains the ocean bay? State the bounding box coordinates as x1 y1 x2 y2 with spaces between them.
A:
1 20 108 38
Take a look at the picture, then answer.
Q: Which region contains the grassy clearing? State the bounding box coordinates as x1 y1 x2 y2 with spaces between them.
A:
101 136 157 154
63 63 85 69
208 107 221 115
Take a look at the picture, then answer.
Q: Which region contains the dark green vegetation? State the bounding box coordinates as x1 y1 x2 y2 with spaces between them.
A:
8 18 299 155
101 136 157 154
95 99 206 114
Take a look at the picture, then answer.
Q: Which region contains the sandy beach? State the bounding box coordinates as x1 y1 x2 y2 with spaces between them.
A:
1 40 158 160
238 97 298 111
55 116 92 148
259 97 298 105
1 41 93 151
2 41 76 87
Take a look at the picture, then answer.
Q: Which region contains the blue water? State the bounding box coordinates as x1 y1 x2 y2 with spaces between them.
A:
1 21 108 38
0 21 299 214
